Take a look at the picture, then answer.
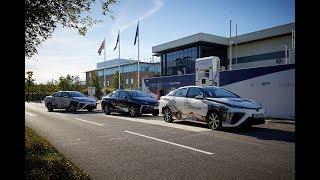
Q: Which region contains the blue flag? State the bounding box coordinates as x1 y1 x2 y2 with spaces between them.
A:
134 22 139 45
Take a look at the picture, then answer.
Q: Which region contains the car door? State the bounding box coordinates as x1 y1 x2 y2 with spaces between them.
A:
186 87 208 121
111 91 121 112
52 92 61 108
118 91 130 113
105 92 117 111
60 92 70 109
173 88 189 115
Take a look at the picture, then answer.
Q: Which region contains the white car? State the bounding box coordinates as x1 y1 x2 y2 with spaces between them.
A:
159 86 265 130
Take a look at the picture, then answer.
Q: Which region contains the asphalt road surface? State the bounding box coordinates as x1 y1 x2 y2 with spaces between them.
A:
25 102 295 180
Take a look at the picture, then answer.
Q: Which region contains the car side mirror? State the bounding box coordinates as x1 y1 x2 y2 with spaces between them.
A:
195 94 205 99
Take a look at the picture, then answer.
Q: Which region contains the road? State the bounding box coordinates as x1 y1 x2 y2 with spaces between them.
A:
25 102 295 180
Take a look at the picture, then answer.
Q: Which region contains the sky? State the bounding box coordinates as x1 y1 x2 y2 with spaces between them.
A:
25 0 295 84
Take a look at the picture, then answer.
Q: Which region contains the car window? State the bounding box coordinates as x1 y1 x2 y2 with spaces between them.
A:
69 91 86 97
174 88 188 97
54 92 61 97
61 92 69 97
119 91 129 99
202 87 239 98
187 87 204 98
114 91 120 98
127 91 153 98
107 92 115 98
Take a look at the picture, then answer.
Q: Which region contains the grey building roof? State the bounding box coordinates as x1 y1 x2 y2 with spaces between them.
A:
97 58 137 69
152 22 295 54
152 33 228 53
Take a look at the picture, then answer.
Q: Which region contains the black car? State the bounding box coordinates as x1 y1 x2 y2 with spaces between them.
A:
101 90 159 117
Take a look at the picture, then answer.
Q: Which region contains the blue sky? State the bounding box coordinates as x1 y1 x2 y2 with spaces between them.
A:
25 0 295 83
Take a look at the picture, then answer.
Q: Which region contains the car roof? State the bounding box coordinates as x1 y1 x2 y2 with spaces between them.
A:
176 86 220 90
57 91 79 93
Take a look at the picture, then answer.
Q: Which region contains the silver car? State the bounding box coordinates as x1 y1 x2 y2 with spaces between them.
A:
44 91 97 112
159 86 265 130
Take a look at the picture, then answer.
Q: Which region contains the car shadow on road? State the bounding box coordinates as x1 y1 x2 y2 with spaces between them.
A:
172 120 295 143
223 126 295 143
53 110 104 114
173 120 209 129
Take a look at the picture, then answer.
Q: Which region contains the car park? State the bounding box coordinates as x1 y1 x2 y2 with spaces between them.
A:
44 91 97 112
101 90 159 117
159 86 265 130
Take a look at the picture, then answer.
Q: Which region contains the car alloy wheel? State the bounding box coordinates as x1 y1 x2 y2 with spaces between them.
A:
163 108 173 123
104 105 111 115
207 112 222 130
68 104 77 112
47 103 53 112
129 106 137 117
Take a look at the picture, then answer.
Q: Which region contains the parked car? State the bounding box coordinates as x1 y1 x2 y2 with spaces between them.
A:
159 86 265 130
101 90 159 117
44 91 97 112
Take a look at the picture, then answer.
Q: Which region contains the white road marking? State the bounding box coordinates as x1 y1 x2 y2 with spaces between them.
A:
54 113 67 117
26 112 37 117
74 118 104 126
125 130 213 155
105 115 210 132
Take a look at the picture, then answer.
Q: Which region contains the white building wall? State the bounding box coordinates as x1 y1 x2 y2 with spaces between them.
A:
229 34 292 58
228 34 293 69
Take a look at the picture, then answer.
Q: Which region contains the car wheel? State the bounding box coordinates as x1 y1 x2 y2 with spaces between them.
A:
68 103 77 112
129 106 140 117
152 112 159 116
207 112 222 130
103 105 111 115
163 107 173 123
47 103 53 112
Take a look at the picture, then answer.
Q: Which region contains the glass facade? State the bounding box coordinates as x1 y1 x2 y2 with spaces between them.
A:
97 63 160 77
161 46 198 76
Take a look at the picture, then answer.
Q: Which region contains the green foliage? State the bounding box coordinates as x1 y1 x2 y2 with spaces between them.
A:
103 87 115 95
57 74 83 91
25 0 117 58
90 71 102 99
25 127 91 179
112 71 120 89
25 71 35 101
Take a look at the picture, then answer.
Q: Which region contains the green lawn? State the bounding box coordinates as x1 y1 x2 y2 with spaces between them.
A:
25 126 91 179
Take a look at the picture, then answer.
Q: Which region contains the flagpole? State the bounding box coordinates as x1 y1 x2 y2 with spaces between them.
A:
103 37 106 90
118 30 121 89
229 9 232 70
137 21 140 90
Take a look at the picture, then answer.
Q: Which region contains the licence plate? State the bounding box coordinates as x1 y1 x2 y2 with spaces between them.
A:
154 106 159 109
253 113 264 118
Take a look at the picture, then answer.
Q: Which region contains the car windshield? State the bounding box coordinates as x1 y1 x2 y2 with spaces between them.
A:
127 91 153 98
69 92 86 97
202 87 239 98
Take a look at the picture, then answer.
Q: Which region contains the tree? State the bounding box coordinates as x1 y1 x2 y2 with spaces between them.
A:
58 75 73 90
25 71 35 101
112 71 120 89
90 71 102 99
25 0 117 58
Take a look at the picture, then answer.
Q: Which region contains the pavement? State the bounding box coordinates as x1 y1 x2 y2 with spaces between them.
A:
25 102 295 180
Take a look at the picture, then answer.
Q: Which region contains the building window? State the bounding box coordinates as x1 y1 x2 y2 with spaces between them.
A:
126 79 129 84
131 78 134 84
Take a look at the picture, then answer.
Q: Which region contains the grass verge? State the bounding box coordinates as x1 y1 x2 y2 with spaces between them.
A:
25 126 91 179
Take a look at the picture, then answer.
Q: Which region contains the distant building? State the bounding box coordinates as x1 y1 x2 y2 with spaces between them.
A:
85 58 160 89
152 22 295 76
